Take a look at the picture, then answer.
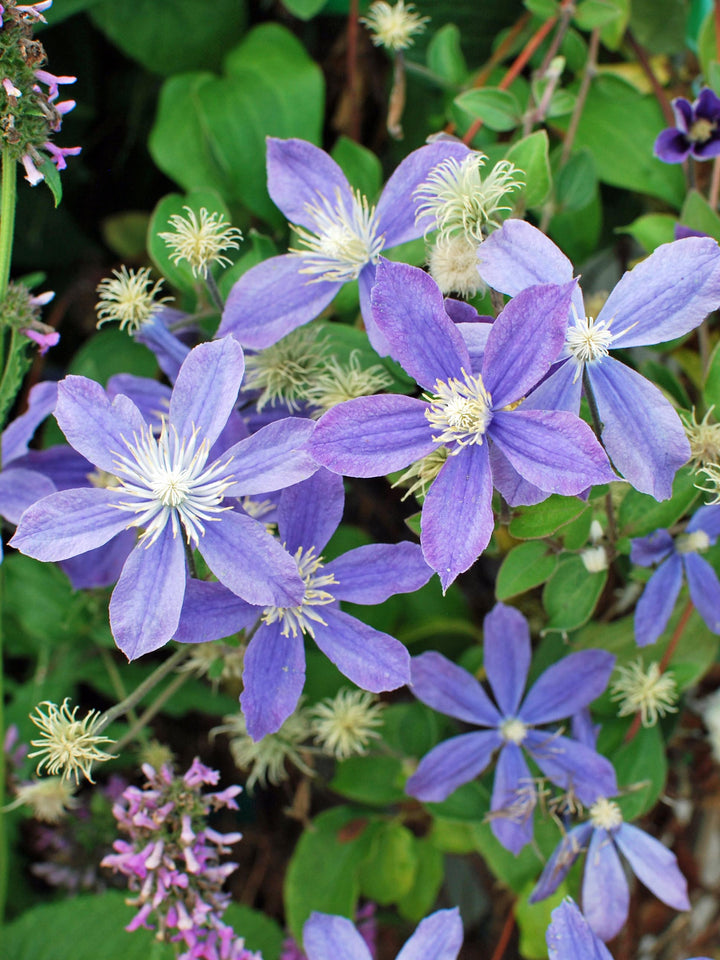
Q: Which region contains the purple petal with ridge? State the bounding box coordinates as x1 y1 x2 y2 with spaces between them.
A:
410 650 501 726
524 730 618 804
614 822 689 909
23 446 94 491
630 529 674 567
328 541 432 604
457 320 492 373
477 219 577 301
688 503 720 540
109 528 186 659
490 409 615 494
313 607 410 692
200 510 304 606
588 357 690 499
169 338 244 446
267 138 353 228
482 282 575 408
582 831 629 942
598 238 720 348
395 909 463 960
530 824 592 902
303 913 372 960
526 359 582 415
488 443 549 508
277 467 344 555
358 262 390 356
10 487 130 561
60 530 136 590
174 578 257 644
107 374 171 430
134 310 191 382
55 378 146 474
241 620 306 740
370 259 469 389
2 380 57 464
405 730 501 802
520 650 616 725
0 466 56 523
546 899 613 960
634 554 683 647
309 394 436 477
483 603 531 716
218 254 341 350
224 417 317 496
490 742 535 854
684 552 720 633
672 97 693 131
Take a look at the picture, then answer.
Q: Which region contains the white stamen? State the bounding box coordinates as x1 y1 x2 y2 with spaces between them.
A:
676 529 711 554
262 545 337 638
589 797 623 831
500 717 528 744
424 369 493 450
565 305 638 379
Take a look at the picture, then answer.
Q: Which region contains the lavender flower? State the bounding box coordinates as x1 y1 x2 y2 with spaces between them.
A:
309 260 615 588
102 759 257 960
282 904 377 960
10 337 318 659
630 504 720 646
477 219 720 499
217 137 471 355
406 603 616 853
655 88 720 163
303 907 462 960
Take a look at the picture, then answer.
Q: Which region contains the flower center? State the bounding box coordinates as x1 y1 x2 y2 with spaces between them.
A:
500 717 528 744
262 545 338 638
689 118 715 143
566 314 615 369
424 370 493 449
290 188 385 283
676 529 711 554
112 420 235 548
589 797 623 831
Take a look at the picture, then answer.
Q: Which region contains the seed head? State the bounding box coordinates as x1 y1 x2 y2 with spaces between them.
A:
610 659 678 728
214 707 313 790
361 0 429 52
28 699 116 784
304 350 393 416
310 689 385 760
159 206 243 277
96 265 171 333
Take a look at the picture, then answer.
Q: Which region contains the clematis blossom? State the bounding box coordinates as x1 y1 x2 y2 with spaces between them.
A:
303 908 462 960
654 87 720 163
477 219 720 499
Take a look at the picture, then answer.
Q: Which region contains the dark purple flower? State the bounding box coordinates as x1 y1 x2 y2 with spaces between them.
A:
218 137 471 355
309 260 615 588
478 219 720 499
655 88 720 163
631 504 720 646
406 604 616 854
303 908 462 960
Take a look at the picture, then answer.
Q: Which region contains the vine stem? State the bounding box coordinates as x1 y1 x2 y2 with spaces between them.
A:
0 148 16 300
560 26 600 165
347 0 361 143
114 671 190 752
489 906 516 960
203 270 225 313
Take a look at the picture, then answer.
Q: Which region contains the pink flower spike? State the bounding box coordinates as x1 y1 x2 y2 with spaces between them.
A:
55 99 76 115
43 142 81 171
22 329 59 355
34 69 76 102
3 78 21 97
17 1 52 22
29 290 54 307
21 154 43 186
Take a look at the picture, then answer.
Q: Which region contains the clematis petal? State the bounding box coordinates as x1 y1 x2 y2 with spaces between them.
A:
199 510 304 607
489 409 616 495
405 730 501 802
546 899 614 960
358 261 390 356
421 443 494 589
218 254 341 350
597 237 720 348
370 259 470 389
327 542 432 604
10 487 130 561
303 913 372 960
109 527 186 659
630 529 674 567
524 731 617 805
653 128 691 163
107 374 172 430
614 822 690 910
313 607 410 692
530 824 593 903
267 138 353 228
490 742 536 854
0 466 56 523
688 503 720 540
525 359 582 414
240 621 306 740
61 530 136 590
634 555 683 647
277 467 344 555
483 603 531 716
395 908 463 960
169 337 244 447
482 282 576 408
174 579 257 644
684 552 720 633
2 380 57 464
224 417 318 496
520 651 616 725
488 443 549 508
410 650 501 726
587 357 690 500
582 830 630 942
309 394 436 477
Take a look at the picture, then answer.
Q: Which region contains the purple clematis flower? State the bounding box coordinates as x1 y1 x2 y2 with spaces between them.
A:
232 467 430 739
631 504 720 646
309 259 616 588
655 88 720 163
405 603 617 854
531 794 689 941
217 137 471 355
477 219 720 499
303 908 462 960
10 337 319 660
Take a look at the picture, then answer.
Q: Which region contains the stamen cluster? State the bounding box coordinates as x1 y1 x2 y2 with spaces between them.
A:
610 659 678 728
96 266 172 333
424 370 493 449
159 206 243 278
261 545 337 638
28 699 116 784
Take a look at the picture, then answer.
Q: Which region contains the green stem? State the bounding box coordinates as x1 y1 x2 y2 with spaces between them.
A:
114 671 190 752
204 271 224 313
0 149 16 301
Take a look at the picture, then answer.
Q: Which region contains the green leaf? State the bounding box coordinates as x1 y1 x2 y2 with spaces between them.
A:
618 466 699 538
426 780 490 822
90 0 248 75
680 189 720 242
471 807 560 893
515 882 569 959
397 838 444 921
509 494 588 539
496 541 559 600
612 723 667 821
542 554 607 633
331 136 383 199
629 0 688 54
599 0 630 48
704 341 720 411
0 331 31 429
617 213 677 253
524 0 559 17
37 157 62 206
699 9 717 83
282 0 327 18
505 131 551 207
454 88 521 132
101 211 150 260
68 328 158 384
223 904 285 960
284 806 374 940
556 148 597 212
330 755 408 806
383 702 440 758
427 24 468 87
358 821 418 905
574 0 626 29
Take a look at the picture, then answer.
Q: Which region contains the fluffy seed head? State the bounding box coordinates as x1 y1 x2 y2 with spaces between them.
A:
305 350 393 416
310 689 385 760
392 446 449 501
683 407 720 468
610 659 678 728
243 326 328 412
158 206 243 277
428 233 483 297
28 699 116 784
361 0 429 51
214 708 313 790
96 266 171 333
13 777 79 822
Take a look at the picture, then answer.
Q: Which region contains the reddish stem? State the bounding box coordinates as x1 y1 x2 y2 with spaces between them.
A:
489 906 516 960
626 31 675 126
347 0 361 142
